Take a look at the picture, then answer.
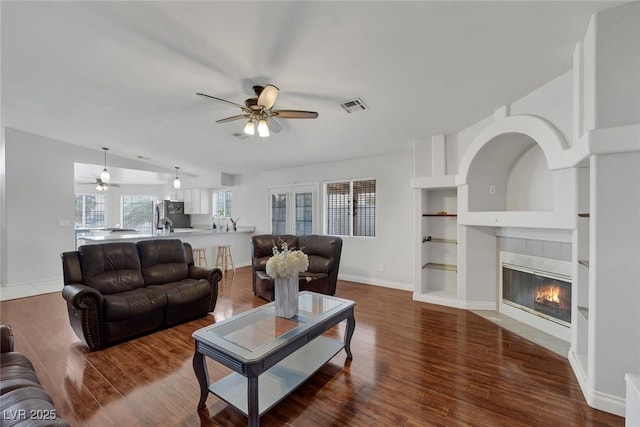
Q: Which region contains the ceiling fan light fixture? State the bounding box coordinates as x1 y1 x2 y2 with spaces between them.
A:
96 181 108 191
243 120 255 136
173 166 181 189
100 147 110 183
258 118 269 137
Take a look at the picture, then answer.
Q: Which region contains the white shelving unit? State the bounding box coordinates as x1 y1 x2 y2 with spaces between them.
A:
415 188 460 306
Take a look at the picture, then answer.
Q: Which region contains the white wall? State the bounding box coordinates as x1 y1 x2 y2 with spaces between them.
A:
2 128 76 285
1 128 174 286
506 144 553 211
233 151 415 290
595 2 640 129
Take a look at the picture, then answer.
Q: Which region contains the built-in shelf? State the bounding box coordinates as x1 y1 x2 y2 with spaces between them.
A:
423 213 457 217
422 262 457 272
578 259 590 268
422 236 457 244
578 306 589 319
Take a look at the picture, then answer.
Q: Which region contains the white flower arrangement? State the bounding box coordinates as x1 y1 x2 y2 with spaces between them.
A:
160 217 173 226
266 242 309 279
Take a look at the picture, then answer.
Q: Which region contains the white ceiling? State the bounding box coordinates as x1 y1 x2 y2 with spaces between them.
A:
1 1 620 181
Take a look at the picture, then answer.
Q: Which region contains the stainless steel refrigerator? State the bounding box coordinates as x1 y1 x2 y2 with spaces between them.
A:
156 200 191 229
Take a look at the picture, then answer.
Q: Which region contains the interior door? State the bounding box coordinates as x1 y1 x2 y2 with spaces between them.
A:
269 184 318 235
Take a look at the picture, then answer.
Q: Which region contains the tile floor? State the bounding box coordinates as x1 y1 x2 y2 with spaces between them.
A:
0 279 64 302
472 309 570 357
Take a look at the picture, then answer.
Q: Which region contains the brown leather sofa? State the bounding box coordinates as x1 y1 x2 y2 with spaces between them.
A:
61 239 222 351
0 325 70 426
251 234 343 301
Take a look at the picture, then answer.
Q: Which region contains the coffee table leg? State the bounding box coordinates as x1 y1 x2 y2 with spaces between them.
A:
344 313 356 359
193 349 209 409
247 375 259 426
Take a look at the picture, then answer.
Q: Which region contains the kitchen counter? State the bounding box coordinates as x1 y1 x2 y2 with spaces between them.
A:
76 226 256 269
77 226 255 243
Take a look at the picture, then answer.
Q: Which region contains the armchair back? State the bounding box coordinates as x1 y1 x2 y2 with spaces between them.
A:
250 234 343 301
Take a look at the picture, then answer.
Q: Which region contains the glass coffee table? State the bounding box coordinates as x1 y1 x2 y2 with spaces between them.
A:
192 291 356 427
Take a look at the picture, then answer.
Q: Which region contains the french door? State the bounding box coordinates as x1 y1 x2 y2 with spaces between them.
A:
269 184 318 235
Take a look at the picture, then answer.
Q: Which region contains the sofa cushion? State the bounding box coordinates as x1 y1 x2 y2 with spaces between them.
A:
0 353 42 395
147 279 211 307
137 240 189 285
78 243 145 295
102 288 167 322
252 235 299 261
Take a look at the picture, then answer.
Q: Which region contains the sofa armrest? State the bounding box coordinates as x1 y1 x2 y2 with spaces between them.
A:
61 284 104 350
1 324 14 353
62 283 103 308
189 266 222 312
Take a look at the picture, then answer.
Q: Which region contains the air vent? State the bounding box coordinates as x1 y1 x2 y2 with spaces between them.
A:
232 132 250 140
340 97 368 114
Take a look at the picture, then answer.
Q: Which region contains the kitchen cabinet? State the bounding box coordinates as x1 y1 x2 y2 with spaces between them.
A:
184 188 210 215
169 190 184 201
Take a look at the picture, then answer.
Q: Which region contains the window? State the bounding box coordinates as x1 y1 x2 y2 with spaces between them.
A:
295 192 313 235
75 194 106 227
214 191 232 217
325 179 376 237
271 193 287 234
121 195 154 233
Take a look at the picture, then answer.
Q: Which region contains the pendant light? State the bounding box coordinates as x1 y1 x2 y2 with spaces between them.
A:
173 166 181 189
100 147 111 183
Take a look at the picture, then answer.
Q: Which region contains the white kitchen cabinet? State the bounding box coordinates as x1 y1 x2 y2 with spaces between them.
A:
184 188 210 214
169 190 184 201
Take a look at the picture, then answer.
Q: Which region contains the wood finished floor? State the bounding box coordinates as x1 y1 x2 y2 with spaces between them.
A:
0 267 623 426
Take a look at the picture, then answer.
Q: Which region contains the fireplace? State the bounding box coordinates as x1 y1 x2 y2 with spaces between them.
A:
502 265 571 326
499 252 572 341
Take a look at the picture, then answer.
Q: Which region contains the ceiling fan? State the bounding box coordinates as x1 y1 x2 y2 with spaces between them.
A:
78 178 121 191
196 84 318 137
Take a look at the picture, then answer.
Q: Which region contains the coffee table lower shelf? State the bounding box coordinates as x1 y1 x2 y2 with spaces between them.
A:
209 336 343 416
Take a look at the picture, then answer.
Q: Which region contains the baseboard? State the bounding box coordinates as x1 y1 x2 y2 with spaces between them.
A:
568 350 626 417
338 274 413 291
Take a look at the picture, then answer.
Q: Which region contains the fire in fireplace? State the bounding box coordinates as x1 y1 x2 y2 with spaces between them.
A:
502 265 571 326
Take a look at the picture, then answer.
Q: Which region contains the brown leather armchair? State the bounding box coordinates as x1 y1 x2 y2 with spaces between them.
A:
251 234 343 301
61 240 222 350
1 325 70 426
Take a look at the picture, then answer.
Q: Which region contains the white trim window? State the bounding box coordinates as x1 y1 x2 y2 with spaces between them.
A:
324 178 376 237
121 195 155 233
75 193 107 227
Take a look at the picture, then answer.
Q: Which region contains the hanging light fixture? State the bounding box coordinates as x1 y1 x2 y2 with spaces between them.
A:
173 166 181 189
243 119 255 136
257 118 270 137
96 180 108 191
100 147 111 183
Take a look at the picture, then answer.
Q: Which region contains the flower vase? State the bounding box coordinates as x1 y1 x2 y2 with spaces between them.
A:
274 275 299 318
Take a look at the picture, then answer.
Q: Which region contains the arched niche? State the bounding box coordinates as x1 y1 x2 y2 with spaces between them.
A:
458 114 568 213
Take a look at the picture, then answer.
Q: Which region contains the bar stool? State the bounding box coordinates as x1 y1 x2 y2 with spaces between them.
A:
192 248 208 267
215 245 235 273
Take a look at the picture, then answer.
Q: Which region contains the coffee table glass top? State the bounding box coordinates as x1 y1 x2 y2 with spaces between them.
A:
193 292 351 360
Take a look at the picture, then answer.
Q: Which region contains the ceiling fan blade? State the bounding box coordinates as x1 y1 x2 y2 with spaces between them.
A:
216 114 250 123
196 92 246 110
257 84 279 109
265 116 282 133
272 110 319 119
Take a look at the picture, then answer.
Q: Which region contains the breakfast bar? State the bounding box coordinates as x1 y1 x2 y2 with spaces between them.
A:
77 226 255 268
